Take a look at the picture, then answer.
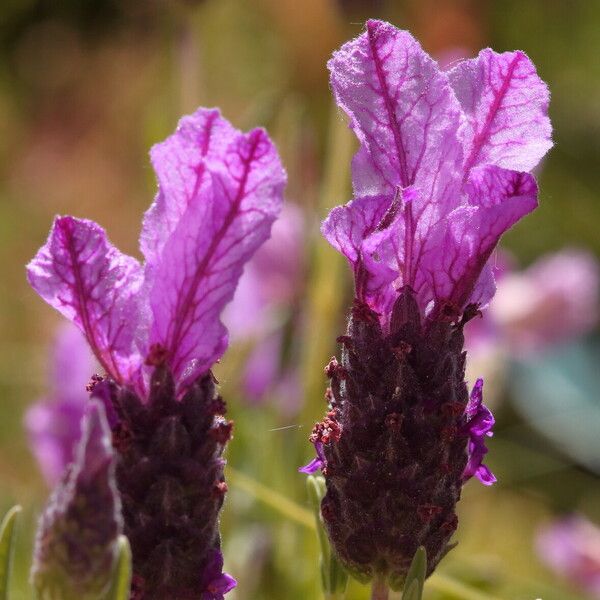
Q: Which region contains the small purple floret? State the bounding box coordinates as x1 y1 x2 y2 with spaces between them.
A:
462 379 496 485
298 441 325 474
200 549 237 600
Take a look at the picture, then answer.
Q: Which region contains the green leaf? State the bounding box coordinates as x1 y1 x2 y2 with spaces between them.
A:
402 580 421 600
401 546 426 600
106 535 132 600
0 505 21 600
306 476 348 596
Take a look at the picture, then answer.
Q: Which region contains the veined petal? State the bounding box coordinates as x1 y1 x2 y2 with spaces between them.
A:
450 48 552 175
328 19 463 211
141 108 238 263
148 128 286 390
321 194 397 314
27 216 143 384
420 165 538 311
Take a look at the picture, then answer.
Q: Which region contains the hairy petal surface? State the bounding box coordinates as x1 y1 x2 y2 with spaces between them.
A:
450 48 552 175
322 194 397 314
148 128 286 389
27 217 143 384
328 19 462 211
141 108 238 263
420 166 538 311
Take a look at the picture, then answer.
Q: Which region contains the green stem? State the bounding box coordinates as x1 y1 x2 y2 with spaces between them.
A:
371 578 390 600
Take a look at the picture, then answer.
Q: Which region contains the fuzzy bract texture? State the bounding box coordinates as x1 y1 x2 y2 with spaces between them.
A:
31 401 122 599
323 19 551 327
28 108 286 398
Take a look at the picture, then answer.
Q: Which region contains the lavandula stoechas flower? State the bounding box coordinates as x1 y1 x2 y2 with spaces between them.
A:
31 400 122 599
537 515 600 597
302 20 552 587
25 323 94 486
27 108 286 598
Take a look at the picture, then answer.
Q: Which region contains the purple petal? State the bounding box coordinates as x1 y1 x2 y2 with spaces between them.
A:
321 194 397 314
327 20 469 308
147 127 286 390
27 216 143 386
463 378 496 485
449 48 552 175
475 463 497 486
242 334 281 402
51 323 96 399
420 165 537 311
299 441 326 474
328 19 463 203
25 399 85 487
298 456 324 475
321 195 390 267
200 549 237 599
141 108 238 263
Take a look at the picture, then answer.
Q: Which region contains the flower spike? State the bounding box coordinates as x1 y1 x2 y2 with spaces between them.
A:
305 19 551 589
27 107 286 598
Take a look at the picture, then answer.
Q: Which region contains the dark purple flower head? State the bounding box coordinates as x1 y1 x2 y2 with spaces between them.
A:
304 20 551 589
31 400 122 599
323 19 550 328
28 108 286 598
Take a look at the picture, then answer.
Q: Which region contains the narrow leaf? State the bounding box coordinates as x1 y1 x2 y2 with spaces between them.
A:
0 505 21 600
402 546 426 600
107 535 132 600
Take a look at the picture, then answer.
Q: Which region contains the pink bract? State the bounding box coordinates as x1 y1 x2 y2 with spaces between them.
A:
27 108 286 398
323 19 551 327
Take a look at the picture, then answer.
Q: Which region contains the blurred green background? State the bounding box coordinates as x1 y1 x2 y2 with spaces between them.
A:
1 1 599 598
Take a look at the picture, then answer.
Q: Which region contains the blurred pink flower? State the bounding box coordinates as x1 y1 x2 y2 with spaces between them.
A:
224 202 305 407
537 515 600 596
224 201 305 340
25 323 94 486
490 249 599 356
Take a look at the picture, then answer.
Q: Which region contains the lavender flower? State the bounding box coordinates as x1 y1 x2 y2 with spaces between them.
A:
537 515 600 597
25 323 94 486
27 108 286 598
31 400 122 599
303 20 551 588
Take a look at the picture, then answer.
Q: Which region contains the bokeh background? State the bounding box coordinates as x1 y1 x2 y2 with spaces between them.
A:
1 0 600 598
